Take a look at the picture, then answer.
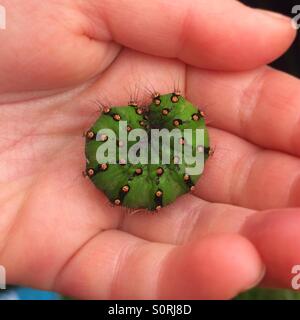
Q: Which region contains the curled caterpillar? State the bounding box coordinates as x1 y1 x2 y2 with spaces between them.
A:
84 92 210 211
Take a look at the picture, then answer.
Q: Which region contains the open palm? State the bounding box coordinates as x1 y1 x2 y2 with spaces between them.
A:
0 0 299 299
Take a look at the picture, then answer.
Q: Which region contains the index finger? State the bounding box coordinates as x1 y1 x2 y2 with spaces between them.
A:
87 0 296 70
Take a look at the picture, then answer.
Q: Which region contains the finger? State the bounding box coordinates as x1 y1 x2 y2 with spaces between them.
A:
121 203 300 289
242 208 300 289
187 65 300 156
85 0 296 71
195 127 300 210
159 234 264 299
53 230 264 299
120 193 254 244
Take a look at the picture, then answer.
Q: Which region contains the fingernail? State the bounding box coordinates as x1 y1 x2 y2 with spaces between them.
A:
257 9 292 23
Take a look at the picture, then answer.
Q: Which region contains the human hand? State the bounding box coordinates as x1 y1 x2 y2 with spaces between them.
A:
0 0 298 299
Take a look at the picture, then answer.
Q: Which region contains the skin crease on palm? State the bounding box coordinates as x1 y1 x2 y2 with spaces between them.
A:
0 0 300 299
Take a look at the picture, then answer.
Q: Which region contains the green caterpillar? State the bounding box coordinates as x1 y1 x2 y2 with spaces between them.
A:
85 92 210 211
